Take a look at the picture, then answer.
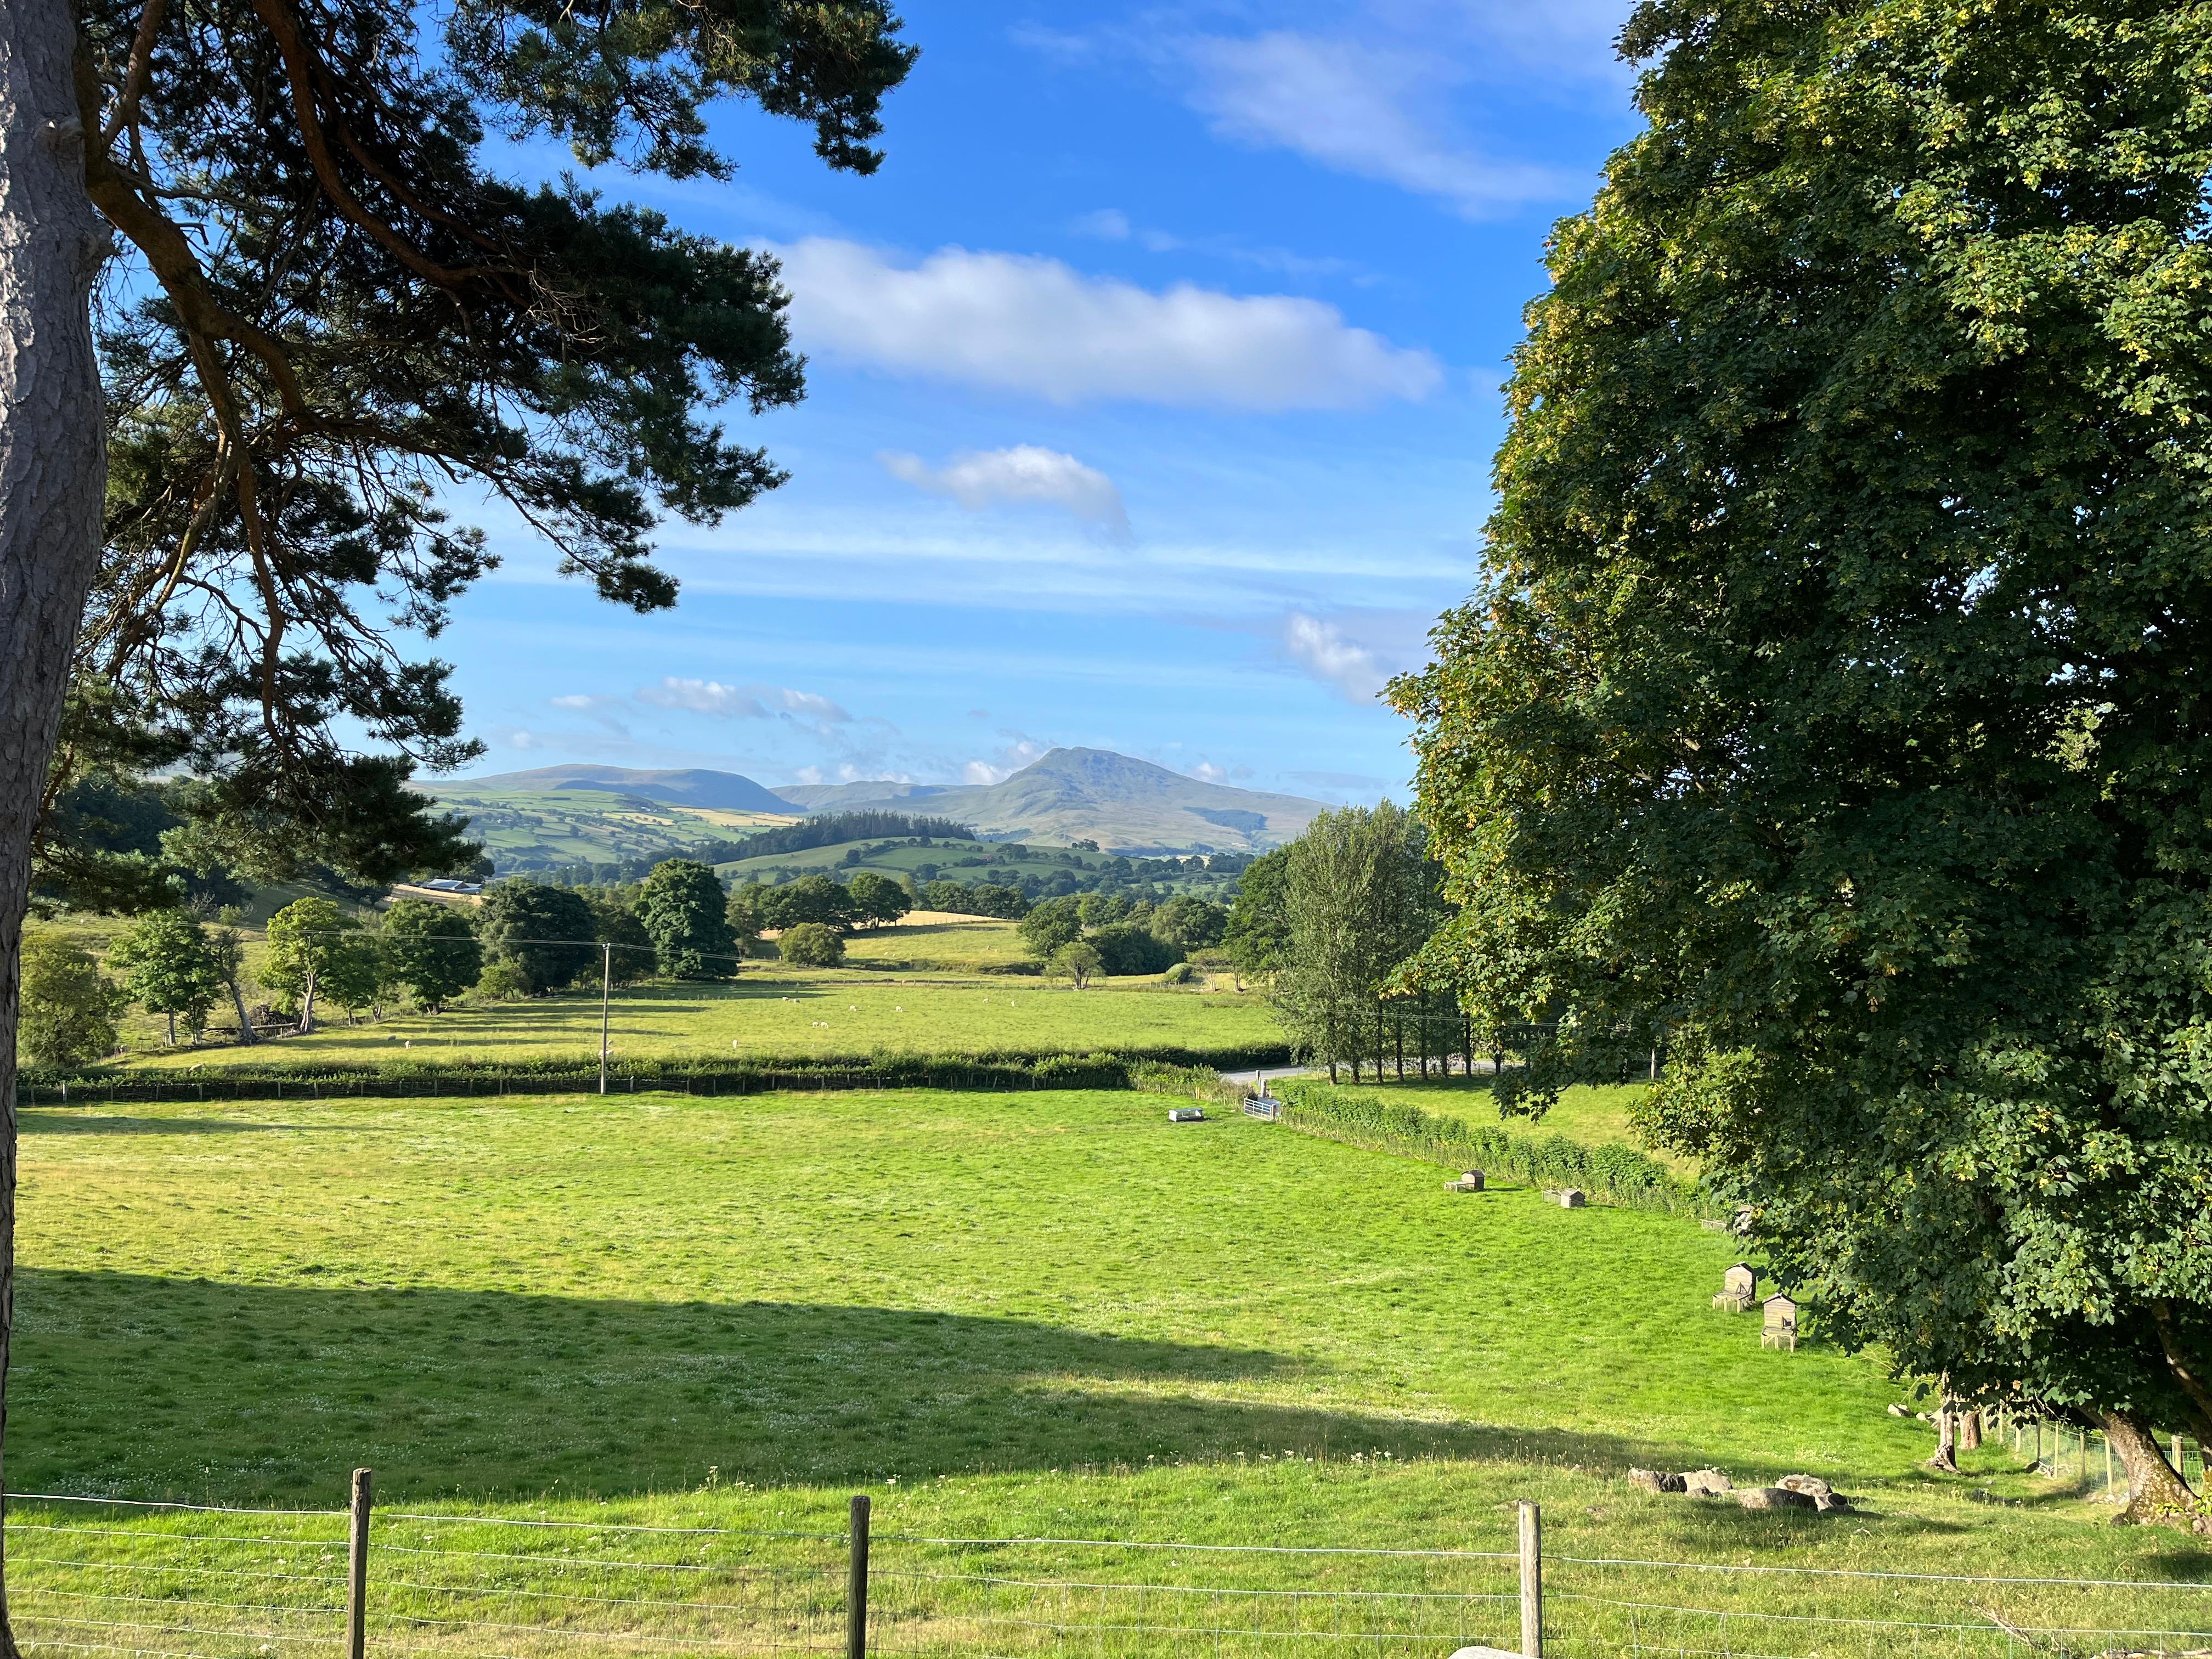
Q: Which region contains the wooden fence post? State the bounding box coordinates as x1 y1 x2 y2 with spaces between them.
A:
847 1492 871 1659
1518 1500 1542 1657
346 1467 372 1659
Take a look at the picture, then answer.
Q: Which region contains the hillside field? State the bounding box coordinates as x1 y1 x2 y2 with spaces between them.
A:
11 1086 2196 1657
118 969 1279 1071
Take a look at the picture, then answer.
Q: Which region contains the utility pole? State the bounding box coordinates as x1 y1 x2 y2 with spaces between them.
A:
599 942 612 1094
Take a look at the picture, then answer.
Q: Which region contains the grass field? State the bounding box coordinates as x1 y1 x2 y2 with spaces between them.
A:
120 970 1280 1071
12 1085 2203 1656
1313 1074 1694 1173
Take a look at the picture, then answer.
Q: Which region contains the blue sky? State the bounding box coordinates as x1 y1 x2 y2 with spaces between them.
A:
442 0 1644 804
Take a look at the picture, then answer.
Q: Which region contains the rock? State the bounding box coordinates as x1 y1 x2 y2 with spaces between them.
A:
1737 1486 1819 1511
1629 1468 1688 1494
1683 1468 1733 1496
1887 1403 1910 1417
1557 1187 1586 1208
1775 1473 1832 1499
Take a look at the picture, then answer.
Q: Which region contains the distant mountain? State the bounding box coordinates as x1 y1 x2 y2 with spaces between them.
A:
448 764 800 814
778 748 1325 852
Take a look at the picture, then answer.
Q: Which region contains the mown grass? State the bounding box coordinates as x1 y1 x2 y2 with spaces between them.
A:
116 967 1277 1073
12 1086 2207 1656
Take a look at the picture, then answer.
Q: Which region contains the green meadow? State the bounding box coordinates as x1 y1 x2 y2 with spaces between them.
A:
15 1085 2202 1656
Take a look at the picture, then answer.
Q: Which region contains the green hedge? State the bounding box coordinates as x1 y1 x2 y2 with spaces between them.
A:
18 1042 1294 1106
1272 1078 1706 1217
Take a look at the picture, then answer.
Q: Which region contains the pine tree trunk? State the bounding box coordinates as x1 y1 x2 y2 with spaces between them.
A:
2105 1408 2198 1526
0 0 111 1649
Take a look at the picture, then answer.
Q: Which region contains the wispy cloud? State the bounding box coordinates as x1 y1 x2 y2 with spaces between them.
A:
1284 612 1390 702
769 238 1442 410
1182 32 1576 218
881 445 1130 537
963 732 1051 786
635 677 853 729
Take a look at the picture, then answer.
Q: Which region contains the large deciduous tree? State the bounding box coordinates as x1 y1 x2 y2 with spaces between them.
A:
0 0 911 1605
1396 0 2212 1520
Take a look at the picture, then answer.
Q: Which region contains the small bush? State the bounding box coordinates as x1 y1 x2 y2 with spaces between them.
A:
779 922 846 967
1090 923 1180 977
470 961 532 1002
1161 962 1195 985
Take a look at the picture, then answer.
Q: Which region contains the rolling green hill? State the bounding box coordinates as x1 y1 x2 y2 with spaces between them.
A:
412 786 796 873
713 834 1243 898
776 747 1325 851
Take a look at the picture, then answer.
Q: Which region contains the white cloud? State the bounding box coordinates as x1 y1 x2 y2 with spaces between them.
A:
792 765 826 786
634 678 852 726
770 238 1442 410
881 446 1131 537
963 733 1050 786
548 693 600 710
637 678 772 718
1284 612 1389 701
1188 761 1228 784
1183 32 1575 218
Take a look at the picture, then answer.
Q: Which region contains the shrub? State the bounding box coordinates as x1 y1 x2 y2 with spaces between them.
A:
20 934 119 1069
469 961 532 1002
1161 961 1195 985
1090 922 1180 977
778 922 846 967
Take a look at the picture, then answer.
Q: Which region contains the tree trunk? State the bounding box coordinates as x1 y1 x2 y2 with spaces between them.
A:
297 971 319 1032
164 1009 174 1045
228 975 256 1044
1959 1408 1982 1452
0 0 111 1648
1927 1402 1958 1472
2104 1408 2197 1525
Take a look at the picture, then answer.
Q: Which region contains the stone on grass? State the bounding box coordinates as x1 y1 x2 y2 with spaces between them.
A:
1682 1468 1733 1497
1737 1486 1819 1512
1629 1468 1687 1494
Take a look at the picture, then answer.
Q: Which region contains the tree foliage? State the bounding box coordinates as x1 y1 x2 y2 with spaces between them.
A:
18 935 120 1071
381 896 482 1011
1018 895 1084 958
259 896 358 1030
637 859 737 978
1395 0 2212 1516
476 880 596 994
1222 847 1290 981
1049 940 1102 990
53 0 915 879
777 921 844 967
106 907 222 1042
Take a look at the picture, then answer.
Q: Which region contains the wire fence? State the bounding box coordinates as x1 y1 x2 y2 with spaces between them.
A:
10 1487 2212 1659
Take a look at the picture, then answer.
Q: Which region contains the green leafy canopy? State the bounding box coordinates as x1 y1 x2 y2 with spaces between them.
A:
1397 0 2212 1451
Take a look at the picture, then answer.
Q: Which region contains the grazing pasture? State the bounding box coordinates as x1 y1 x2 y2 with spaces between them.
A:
116 970 1279 1072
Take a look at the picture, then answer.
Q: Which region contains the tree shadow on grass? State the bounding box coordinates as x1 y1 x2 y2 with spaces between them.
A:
21 1110 374 1136
19 1268 1663 1507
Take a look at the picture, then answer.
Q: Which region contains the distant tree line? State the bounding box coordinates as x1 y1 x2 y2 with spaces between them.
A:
729 812 976 859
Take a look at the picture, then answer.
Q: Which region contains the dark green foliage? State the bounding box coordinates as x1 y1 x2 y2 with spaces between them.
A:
637 859 737 978
476 881 597 994
776 922 844 967
381 899 483 1011
1273 1080 1700 1218
1049 941 1103 989
1222 847 1290 980
582 889 656 984
1396 0 2212 1463
759 874 856 932
843 870 911 928
1076 893 1130 928
106 909 224 1043
1150 895 1227 951
17 1042 1297 1100
918 881 1028 919
731 814 973 859
68 0 913 884
1088 924 1180 978
1017 895 1084 958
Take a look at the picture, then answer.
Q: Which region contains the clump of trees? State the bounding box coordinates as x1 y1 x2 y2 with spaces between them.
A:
19 936 120 1071
1269 804 1454 1083
1014 890 1231 982
639 860 738 979
1392 0 2212 1517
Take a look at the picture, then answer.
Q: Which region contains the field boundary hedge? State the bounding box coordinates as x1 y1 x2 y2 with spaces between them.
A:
16 1043 1295 1106
1272 1077 1707 1217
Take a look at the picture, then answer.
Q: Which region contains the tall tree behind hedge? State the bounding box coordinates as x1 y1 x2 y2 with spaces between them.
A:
1393 0 2212 1520
1276 803 1435 1082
